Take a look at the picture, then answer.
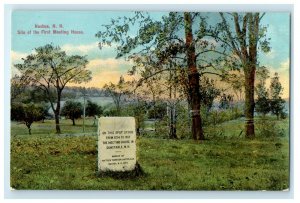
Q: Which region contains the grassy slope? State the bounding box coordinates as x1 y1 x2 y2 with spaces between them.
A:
10 118 289 190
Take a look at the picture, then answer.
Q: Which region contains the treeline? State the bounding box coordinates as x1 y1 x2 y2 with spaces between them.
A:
62 86 105 99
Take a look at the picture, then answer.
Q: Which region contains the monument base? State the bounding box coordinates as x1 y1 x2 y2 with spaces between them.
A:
96 162 144 179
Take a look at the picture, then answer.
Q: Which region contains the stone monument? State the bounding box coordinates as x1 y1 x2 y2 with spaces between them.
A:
98 117 136 172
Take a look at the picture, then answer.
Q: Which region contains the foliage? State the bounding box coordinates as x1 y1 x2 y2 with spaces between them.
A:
61 101 83 126
221 71 245 101
11 103 47 134
255 67 271 116
219 94 234 109
200 77 220 112
96 12 226 140
14 44 91 133
269 73 286 119
173 103 192 139
120 101 148 136
103 76 130 116
85 100 103 117
201 106 244 126
255 90 270 116
11 76 50 104
147 101 167 120
151 103 191 139
256 117 286 138
11 75 28 103
255 70 287 119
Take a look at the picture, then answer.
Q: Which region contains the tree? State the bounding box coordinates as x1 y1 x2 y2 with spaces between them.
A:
255 66 270 116
255 84 270 116
103 76 130 116
216 13 270 138
269 73 286 119
14 44 91 133
85 100 103 117
61 101 83 125
11 103 45 135
85 100 103 126
96 12 221 140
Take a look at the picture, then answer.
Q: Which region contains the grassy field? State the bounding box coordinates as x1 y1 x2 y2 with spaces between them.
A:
10 117 289 190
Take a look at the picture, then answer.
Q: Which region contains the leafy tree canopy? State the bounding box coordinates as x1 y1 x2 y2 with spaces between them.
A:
61 101 83 125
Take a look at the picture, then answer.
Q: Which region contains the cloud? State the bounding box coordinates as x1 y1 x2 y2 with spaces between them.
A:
61 42 99 55
86 70 136 88
87 58 132 74
66 57 135 88
61 42 117 57
278 59 290 73
68 69 137 88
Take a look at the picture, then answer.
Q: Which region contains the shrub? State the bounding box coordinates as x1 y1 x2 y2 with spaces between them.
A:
256 118 286 138
202 106 243 126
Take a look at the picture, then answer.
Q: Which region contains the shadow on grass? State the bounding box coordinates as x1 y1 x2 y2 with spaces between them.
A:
95 162 145 179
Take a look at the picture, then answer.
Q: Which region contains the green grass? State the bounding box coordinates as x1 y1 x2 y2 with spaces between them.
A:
11 118 98 136
10 117 289 190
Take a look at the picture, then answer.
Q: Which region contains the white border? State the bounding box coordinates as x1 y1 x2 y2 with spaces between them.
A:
1 1 298 202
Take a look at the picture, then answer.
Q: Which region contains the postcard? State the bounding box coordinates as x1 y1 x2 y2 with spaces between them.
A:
10 10 290 190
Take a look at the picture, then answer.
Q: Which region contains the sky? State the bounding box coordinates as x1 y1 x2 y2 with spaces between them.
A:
11 11 290 98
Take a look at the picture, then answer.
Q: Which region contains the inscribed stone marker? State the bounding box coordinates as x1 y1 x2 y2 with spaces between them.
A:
98 117 136 172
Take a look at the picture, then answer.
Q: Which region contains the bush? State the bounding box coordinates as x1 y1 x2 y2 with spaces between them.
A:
173 104 191 139
202 106 243 126
256 118 286 138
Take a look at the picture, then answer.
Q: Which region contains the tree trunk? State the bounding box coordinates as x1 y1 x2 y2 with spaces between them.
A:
26 125 31 135
169 104 177 139
243 13 259 139
184 12 204 141
55 113 61 134
244 65 255 138
72 118 75 126
55 87 62 134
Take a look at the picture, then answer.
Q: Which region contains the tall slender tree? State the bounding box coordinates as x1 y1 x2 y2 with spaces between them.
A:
216 13 270 138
